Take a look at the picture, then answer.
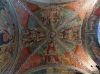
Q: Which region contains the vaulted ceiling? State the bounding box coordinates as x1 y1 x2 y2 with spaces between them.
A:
0 0 100 74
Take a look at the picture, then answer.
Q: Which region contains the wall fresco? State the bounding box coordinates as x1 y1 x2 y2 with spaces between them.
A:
0 0 19 73
82 2 100 65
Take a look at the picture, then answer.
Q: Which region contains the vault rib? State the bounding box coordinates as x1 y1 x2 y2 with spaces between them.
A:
15 37 49 74
18 0 49 33
56 0 95 32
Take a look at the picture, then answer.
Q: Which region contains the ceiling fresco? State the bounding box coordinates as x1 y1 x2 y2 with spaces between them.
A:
0 0 100 74
0 0 19 74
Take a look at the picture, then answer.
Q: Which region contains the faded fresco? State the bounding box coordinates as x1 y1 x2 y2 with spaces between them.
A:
15 0 98 74
0 0 99 74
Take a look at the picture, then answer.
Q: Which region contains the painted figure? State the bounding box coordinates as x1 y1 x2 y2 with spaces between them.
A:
35 30 44 42
44 41 60 64
21 28 36 45
89 35 100 59
61 25 80 44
